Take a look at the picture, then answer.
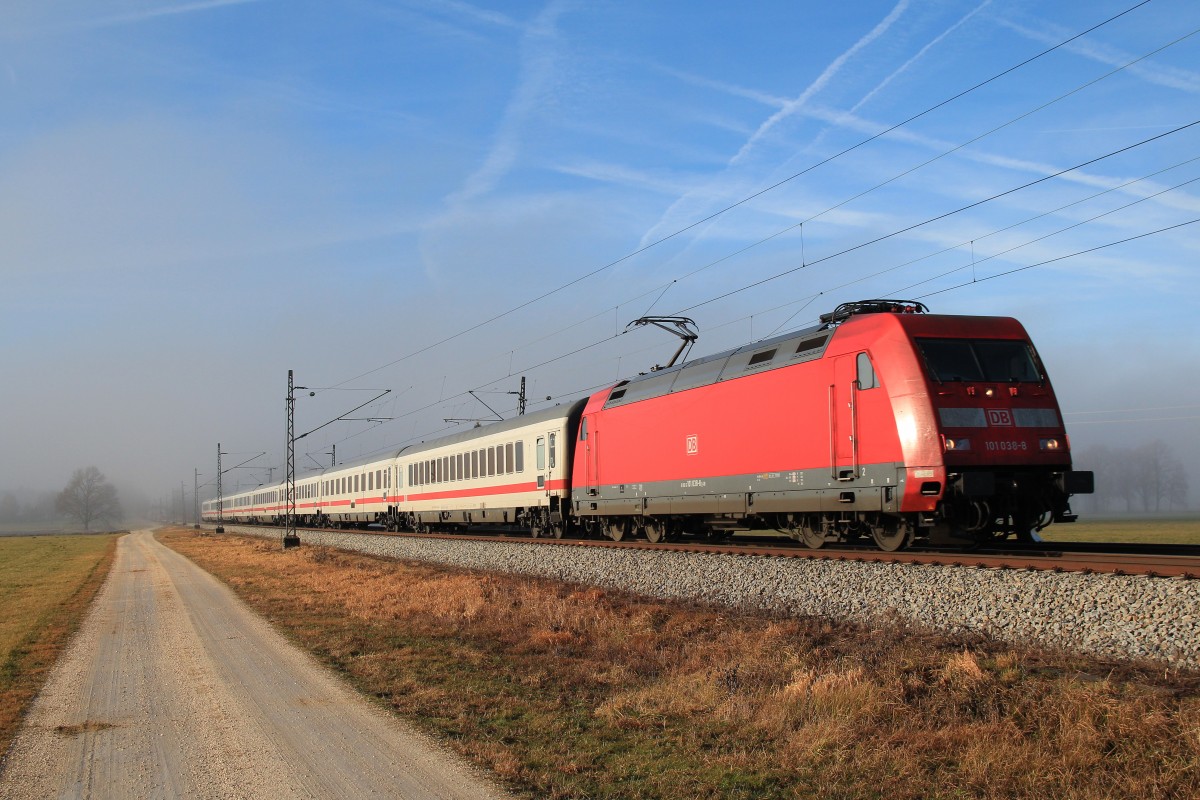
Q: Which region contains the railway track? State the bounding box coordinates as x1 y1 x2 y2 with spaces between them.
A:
211 524 1200 580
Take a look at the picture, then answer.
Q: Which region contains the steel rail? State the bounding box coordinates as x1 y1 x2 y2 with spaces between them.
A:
208 524 1200 580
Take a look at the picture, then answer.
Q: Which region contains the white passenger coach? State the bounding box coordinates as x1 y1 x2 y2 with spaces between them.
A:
201 400 586 538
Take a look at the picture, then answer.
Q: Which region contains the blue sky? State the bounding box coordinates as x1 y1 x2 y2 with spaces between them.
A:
2 0 1198 510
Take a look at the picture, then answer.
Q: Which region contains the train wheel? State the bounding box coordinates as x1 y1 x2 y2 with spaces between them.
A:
801 526 825 550
871 519 912 552
606 519 627 542
644 518 668 543
579 518 598 539
529 510 545 538
551 520 566 539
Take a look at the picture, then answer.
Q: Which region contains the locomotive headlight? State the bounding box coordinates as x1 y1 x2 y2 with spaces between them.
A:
1039 438 1060 451
943 437 971 452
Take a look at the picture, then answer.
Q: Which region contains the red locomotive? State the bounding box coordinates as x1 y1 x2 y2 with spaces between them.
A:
205 300 1092 550
570 300 1092 549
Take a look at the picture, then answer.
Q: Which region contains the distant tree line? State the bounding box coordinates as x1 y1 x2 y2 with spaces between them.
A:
0 466 124 530
0 490 59 523
1074 440 1189 513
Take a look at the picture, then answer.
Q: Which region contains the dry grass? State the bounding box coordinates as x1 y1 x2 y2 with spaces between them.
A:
0 533 118 757
161 528 1200 799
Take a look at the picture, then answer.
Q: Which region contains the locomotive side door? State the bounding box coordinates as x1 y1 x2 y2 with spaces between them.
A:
831 355 860 480
581 416 598 495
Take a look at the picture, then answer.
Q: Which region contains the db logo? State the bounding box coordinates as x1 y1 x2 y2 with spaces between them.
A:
986 409 1013 427
686 435 699 455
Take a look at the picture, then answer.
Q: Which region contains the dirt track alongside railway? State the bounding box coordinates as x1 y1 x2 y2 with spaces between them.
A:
0 530 510 799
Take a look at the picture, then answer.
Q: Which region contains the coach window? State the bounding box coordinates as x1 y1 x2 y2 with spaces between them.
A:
549 432 557 468
515 441 524 472
505 443 514 473
857 352 878 390
537 437 546 470
486 447 495 476
368 472 374 491
442 456 449 482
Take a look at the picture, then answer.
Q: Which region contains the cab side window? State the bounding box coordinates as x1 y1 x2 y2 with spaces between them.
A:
857 352 878 390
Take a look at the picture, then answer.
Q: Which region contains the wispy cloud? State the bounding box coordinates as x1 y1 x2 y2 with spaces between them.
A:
443 0 569 206
631 1 911 251
846 0 992 116
730 0 911 165
84 0 264 29
996 14 1200 93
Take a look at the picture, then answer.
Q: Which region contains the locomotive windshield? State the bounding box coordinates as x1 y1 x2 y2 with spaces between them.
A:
916 338 1041 383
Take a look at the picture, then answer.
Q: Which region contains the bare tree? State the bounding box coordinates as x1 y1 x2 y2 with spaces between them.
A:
1074 445 1118 513
1074 440 1190 513
56 467 123 531
1130 440 1184 513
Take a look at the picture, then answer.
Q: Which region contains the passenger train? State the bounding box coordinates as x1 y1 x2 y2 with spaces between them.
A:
202 300 1093 550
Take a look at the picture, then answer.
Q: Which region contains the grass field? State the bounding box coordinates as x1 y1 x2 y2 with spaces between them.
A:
0 533 119 756
1040 516 1200 544
161 527 1200 800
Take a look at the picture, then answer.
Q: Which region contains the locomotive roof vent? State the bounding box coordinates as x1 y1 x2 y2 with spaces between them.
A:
819 299 928 326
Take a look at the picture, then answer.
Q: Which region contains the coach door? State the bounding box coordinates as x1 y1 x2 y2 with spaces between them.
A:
831 355 859 480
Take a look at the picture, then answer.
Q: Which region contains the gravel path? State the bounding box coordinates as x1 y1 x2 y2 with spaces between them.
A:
0 530 512 800
232 526 1200 670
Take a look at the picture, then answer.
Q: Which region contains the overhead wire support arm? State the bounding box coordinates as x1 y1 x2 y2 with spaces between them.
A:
626 316 699 371
466 390 505 421
294 390 392 442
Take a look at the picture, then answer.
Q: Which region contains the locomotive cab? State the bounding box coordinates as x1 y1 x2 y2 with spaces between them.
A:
898 314 1094 542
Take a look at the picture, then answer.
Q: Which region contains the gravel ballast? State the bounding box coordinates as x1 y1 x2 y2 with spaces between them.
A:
219 525 1200 670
